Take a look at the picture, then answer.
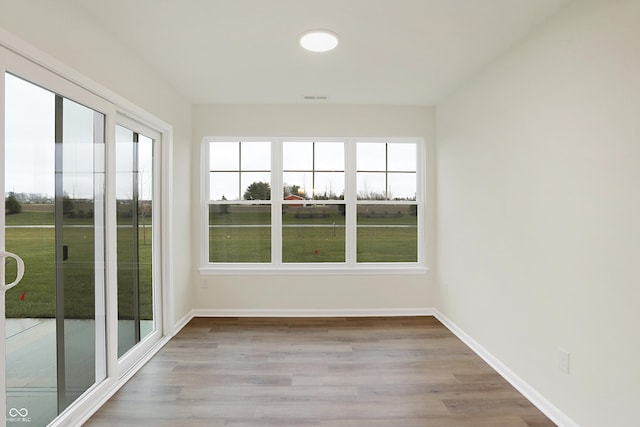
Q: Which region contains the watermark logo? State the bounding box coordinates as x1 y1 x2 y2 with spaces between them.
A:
7 407 31 423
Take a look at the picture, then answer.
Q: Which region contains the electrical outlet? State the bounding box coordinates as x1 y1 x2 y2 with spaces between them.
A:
558 348 570 374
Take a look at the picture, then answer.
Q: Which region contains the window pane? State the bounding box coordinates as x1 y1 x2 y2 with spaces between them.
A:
313 172 344 199
357 204 417 262
315 142 344 170
388 172 416 200
4 73 55 198
241 141 270 170
209 204 271 262
116 126 134 173
283 142 312 170
283 172 312 198
282 204 345 263
357 142 386 171
210 171 239 201
115 126 155 358
210 142 239 170
241 173 271 200
357 172 386 200
388 143 416 171
4 74 58 424
63 98 96 175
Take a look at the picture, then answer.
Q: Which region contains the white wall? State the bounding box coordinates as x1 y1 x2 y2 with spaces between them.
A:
436 0 640 425
193 104 436 312
0 0 194 325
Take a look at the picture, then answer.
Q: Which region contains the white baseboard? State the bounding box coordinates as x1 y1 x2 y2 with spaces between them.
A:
174 309 196 333
191 307 436 318
433 310 579 427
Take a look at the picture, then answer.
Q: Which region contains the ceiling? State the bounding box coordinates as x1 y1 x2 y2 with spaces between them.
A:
74 0 570 106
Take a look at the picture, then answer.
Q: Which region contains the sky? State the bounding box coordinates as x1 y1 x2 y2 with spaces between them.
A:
5 72 412 203
4 73 153 201
209 141 417 201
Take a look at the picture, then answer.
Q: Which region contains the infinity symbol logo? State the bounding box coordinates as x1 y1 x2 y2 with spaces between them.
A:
8 408 28 417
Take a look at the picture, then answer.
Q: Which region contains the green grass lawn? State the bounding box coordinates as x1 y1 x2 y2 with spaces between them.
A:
5 210 54 225
5 203 416 318
209 224 417 263
283 226 345 263
356 227 417 262
5 205 95 226
5 210 152 319
117 226 153 320
208 205 417 263
209 226 271 263
3 226 100 318
4 227 56 318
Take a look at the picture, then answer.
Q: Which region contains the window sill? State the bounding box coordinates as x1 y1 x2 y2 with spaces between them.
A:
198 265 430 276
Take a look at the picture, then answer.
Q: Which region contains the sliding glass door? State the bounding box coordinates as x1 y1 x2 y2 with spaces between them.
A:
1 43 167 427
116 122 158 360
3 73 106 426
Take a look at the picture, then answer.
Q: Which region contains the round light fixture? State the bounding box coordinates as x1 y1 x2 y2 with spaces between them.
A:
299 29 339 52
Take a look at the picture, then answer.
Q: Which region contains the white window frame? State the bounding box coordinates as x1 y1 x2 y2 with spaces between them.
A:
200 137 428 275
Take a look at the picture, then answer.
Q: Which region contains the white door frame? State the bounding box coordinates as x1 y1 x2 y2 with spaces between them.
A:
1 29 174 426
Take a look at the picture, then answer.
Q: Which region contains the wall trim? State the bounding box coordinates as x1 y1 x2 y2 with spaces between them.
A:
433 310 579 427
174 309 196 332
191 307 436 318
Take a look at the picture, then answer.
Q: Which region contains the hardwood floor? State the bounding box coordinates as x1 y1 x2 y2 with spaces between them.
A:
85 317 555 426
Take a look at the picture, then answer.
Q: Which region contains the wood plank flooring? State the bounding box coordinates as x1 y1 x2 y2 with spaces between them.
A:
84 317 556 426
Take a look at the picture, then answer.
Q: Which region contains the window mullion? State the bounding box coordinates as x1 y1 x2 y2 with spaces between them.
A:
272 139 282 266
345 139 357 265
237 142 242 200
203 140 211 266
385 142 389 199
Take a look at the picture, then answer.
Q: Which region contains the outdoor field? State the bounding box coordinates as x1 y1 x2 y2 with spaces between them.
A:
209 204 417 263
4 204 152 319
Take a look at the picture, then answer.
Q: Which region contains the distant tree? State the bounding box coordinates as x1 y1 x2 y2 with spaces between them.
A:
5 192 22 214
283 183 305 199
63 193 75 217
357 191 387 201
244 182 271 200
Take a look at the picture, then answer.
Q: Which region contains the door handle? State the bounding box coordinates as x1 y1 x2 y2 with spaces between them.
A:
1 251 25 291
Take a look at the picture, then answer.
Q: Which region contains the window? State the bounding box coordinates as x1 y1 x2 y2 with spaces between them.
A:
356 142 418 262
203 138 424 272
283 141 346 263
208 141 272 263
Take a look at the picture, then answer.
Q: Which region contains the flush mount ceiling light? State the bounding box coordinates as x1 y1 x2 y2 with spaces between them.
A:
299 29 339 52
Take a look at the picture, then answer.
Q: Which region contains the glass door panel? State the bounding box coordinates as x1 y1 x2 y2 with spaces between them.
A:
4 73 58 426
4 73 106 425
58 97 105 409
116 125 155 358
